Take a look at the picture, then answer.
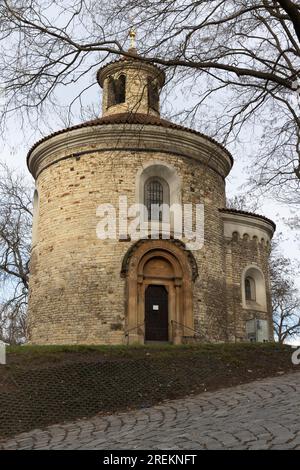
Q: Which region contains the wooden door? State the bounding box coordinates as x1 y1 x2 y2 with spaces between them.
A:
145 285 168 341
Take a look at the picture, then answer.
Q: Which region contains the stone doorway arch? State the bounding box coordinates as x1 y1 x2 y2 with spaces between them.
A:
121 239 197 344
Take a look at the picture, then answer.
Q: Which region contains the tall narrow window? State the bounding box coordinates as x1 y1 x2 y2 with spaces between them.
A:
107 75 126 107
107 77 116 107
245 276 256 301
116 75 126 104
145 178 163 221
148 77 159 112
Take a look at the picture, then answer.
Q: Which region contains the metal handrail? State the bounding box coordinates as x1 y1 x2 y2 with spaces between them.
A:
171 319 210 342
124 322 145 345
124 320 209 344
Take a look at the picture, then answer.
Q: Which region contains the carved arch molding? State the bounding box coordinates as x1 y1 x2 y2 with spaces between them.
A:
121 239 198 344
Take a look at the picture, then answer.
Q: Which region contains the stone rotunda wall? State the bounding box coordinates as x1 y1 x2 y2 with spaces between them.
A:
26 53 274 345
28 125 231 344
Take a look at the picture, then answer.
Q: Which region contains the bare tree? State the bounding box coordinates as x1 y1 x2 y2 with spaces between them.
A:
0 299 28 345
226 194 261 212
0 1 300 203
272 286 300 343
0 162 33 344
270 240 300 343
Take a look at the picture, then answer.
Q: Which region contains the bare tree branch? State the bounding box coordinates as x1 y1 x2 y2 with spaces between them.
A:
0 0 299 202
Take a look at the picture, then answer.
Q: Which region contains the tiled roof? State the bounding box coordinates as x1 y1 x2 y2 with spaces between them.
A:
27 113 234 164
219 208 276 229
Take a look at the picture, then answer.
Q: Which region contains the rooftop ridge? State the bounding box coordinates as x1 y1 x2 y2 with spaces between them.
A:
27 113 234 165
219 208 276 230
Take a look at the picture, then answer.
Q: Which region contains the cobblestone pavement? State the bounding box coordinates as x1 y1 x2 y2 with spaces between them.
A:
1 372 300 450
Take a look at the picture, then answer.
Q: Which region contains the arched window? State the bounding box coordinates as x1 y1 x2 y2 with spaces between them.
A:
107 75 126 107
148 77 159 112
245 276 256 301
145 178 164 221
137 163 177 231
115 75 126 104
242 266 267 311
107 77 116 107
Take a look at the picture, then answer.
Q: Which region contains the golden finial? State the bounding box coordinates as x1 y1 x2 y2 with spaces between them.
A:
129 28 136 49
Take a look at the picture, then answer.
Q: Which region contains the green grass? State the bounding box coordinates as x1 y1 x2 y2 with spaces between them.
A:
7 341 291 359
5 342 291 375
8 343 135 354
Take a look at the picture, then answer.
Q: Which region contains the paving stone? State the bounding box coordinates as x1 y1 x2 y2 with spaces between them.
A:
1 371 300 450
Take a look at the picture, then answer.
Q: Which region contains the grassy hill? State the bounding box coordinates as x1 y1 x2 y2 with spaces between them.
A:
0 342 297 439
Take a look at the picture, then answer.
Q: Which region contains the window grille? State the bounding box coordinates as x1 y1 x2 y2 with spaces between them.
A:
145 179 163 221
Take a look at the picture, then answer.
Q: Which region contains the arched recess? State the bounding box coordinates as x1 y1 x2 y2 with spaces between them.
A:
241 265 267 312
107 74 126 107
136 161 181 234
122 239 196 344
115 74 126 104
148 77 159 112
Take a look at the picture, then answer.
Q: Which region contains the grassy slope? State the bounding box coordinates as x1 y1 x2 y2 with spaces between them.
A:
0 342 298 439
2 342 297 375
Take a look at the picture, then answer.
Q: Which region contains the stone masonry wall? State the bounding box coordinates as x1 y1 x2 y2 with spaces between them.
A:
225 236 273 342
28 146 227 344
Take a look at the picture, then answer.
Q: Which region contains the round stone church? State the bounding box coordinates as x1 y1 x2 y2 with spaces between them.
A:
27 46 276 345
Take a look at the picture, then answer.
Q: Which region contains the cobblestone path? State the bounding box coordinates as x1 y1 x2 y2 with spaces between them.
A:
1 372 299 450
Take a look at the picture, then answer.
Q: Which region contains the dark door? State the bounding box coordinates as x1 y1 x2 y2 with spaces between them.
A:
145 285 168 341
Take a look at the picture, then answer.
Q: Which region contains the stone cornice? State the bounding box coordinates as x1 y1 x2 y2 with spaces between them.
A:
28 124 233 179
97 59 166 88
220 210 275 241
